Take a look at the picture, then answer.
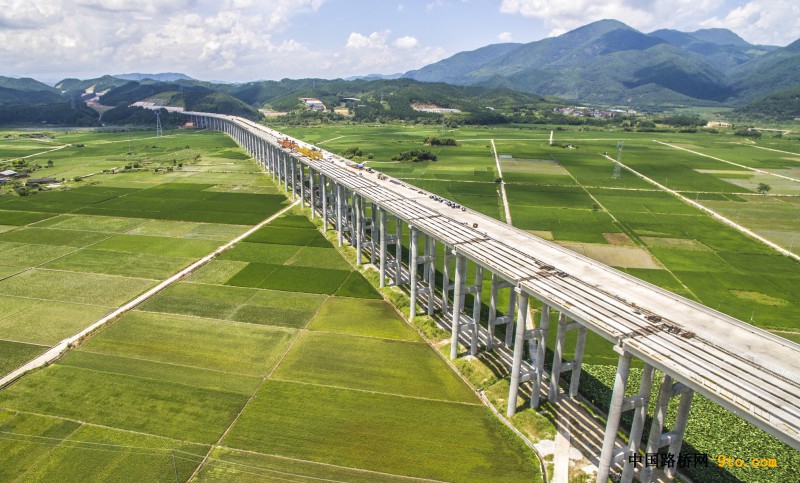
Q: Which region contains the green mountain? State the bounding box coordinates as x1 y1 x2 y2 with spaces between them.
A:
403 43 522 84
735 85 800 119
0 76 57 93
402 19 797 107
114 72 195 82
0 77 61 105
730 39 800 102
223 77 548 123
689 28 752 48
99 81 262 121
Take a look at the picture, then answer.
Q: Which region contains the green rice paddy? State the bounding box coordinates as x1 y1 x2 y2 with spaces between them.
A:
276 122 799 482
0 127 541 481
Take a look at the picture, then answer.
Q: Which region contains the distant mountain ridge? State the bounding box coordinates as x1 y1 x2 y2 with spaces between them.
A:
402 19 798 106
114 72 195 82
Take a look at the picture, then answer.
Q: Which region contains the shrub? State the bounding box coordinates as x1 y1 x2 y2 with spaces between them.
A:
392 149 437 162
424 136 458 146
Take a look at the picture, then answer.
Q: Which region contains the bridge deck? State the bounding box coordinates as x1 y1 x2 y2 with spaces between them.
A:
193 112 800 450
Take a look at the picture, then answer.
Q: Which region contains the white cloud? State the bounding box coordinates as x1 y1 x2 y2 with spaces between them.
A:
77 0 197 14
346 30 391 49
397 4 405 12
497 31 513 42
499 0 722 37
394 35 419 49
0 0 447 81
260 0 325 29
343 30 447 75
0 0 63 28
426 0 445 11
701 0 800 45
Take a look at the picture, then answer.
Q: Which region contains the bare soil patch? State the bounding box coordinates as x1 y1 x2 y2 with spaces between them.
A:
641 237 712 251
556 242 661 269
603 232 634 246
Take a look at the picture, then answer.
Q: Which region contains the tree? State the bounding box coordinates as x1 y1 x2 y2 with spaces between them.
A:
756 183 772 195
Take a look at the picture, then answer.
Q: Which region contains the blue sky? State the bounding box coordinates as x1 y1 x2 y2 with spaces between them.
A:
1 0 798 83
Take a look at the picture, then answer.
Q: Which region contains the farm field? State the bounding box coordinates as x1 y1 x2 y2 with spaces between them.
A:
0 128 540 481
278 122 800 482
0 128 288 379
279 123 800 336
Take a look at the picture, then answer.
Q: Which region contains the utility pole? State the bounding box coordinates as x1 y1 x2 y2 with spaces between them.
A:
155 111 163 137
612 141 622 179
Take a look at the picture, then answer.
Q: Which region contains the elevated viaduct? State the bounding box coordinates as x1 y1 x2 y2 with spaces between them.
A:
187 112 800 482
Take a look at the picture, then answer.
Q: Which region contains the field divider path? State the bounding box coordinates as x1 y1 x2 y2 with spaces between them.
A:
747 144 800 156
270 378 483 407
0 199 301 390
0 143 70 165
654 140 800 183
188 282 329 481
490 139 512 224
602 154 800 263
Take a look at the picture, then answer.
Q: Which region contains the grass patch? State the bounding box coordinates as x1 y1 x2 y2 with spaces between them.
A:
287 246 351 270
186 260 249 285
62 351 260 395
0 410 82 482
334 271 382 298
308 297 419 341
223 380 539 482
32 215 146 233
198 446 413 482
0 210 53 226
230 289 326 329
0 301 110 345
0 244 77 267
274 331 475 402
218 242 300 264
0 340 46 375
244 226 332 247
0 228 109 247
18 424 207 482
0 364 245 444
139 282 255 320
0 269 154 305
82 310 296 376
257 265 350 294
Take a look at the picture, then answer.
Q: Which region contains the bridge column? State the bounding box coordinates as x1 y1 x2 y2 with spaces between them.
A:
441 247 453 315
394 218 403 286
408 227 419 318
639 374 695 483
486 274 516 350
467 266 484 356
529 305 551 408
355 195 363 265
424 236 436 316
348 190 357 244
506 288 529 417
548 314 588 402
290 159 297 201
369 202 378 266
283 154 289 193
270 146 277 180
336 184 344 247
597 349 633 483
321 175 328 232
309 168 315 218
448 253 467 360
298 162 305 204
379 208 387 287
619 364 655 482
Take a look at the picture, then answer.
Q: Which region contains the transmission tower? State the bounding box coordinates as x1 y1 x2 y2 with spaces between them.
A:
155 111 163 137
612 141 623 179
